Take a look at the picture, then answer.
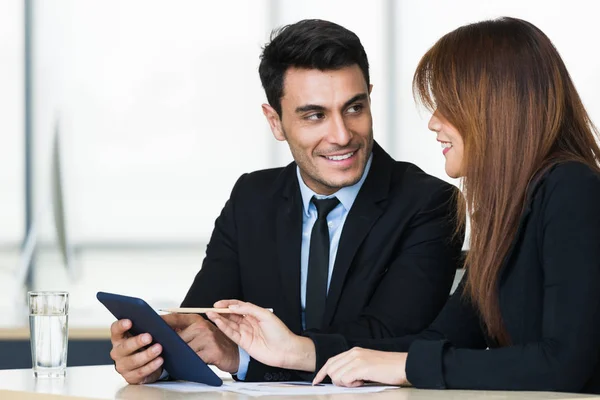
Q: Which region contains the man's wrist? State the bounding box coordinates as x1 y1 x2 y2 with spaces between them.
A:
236 346 250 380
228 349 240 374
282 336 316 372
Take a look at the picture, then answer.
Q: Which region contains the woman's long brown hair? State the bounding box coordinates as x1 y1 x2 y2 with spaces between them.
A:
413 17 600 345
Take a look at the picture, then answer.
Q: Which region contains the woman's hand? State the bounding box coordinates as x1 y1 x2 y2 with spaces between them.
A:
313 347 409 387
207 300 317 371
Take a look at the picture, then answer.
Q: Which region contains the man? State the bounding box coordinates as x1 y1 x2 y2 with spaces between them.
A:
110 19 462 384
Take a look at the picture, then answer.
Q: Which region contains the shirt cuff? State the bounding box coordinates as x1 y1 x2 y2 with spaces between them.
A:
158 368 170 381
236 346 250 380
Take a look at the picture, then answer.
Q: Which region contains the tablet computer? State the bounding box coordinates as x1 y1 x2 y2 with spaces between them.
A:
96 291 223 386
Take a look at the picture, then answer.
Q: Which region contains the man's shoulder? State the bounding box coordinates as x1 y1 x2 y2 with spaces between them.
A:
231 163 295 199
387 160 455 195
241 166 289 185
370 142 455 196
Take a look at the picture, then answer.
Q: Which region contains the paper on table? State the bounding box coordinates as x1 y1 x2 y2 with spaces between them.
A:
147 381 232 393
150 380 399 397
226 382 399 397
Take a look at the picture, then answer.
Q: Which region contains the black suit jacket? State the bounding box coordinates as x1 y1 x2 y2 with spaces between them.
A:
182 142 463 381
310 162 600 393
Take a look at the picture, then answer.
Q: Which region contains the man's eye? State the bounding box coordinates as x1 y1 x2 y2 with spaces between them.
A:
347 104 363 113
306 113 325 121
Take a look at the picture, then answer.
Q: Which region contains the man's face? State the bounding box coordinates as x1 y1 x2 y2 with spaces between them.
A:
263 65 374 195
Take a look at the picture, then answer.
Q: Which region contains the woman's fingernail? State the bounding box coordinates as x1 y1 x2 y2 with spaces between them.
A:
229 305 239 310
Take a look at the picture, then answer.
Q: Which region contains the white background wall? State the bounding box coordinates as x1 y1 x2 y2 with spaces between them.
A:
0 0 23 243
0 0 24 320
0 0 598 324
33 0 272 243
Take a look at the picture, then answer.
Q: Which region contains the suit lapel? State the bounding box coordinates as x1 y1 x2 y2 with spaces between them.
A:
274 165 304 333
322 143 392 326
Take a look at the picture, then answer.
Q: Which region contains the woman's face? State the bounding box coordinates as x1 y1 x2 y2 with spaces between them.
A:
428 110 464 178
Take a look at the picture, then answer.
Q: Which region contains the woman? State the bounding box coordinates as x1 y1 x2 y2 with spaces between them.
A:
207 17 600 392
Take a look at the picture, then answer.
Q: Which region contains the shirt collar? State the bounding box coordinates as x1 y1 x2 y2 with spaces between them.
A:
296 152 373 218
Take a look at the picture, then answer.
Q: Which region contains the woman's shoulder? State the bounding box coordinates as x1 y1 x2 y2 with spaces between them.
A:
539 161 600 195
534 161 600 210
545 161 600 182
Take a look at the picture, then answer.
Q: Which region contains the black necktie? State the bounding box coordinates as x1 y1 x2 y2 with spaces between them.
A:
305 196 340 330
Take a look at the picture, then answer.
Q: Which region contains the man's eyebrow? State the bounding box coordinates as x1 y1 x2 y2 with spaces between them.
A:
342 93 368 109
294 93 368 114
295 104 326 114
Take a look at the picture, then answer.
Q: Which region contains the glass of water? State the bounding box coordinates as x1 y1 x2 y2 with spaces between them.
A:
28 291 69 378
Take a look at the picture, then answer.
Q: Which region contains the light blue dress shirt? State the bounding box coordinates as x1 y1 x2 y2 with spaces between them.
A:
236 154 373 380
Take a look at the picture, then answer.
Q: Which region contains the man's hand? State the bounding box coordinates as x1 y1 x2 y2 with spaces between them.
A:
109 319 164 384
208 300 316 372
162 313 240 374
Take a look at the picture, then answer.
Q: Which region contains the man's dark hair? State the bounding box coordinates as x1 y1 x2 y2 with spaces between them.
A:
259 19 370 117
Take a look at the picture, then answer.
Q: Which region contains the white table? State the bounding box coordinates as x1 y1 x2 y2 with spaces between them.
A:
0 365 597 400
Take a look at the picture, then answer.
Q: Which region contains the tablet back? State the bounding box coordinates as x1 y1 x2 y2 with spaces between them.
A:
97 291 222 386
